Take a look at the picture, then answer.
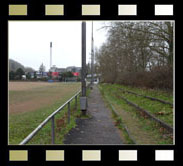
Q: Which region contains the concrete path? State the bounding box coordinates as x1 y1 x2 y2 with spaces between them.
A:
63 85 123 144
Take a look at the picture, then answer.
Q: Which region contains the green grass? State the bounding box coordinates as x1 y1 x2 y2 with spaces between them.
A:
9 94 81 145
111 107 135 144
9 82 81 145
27 99 82 145
102 84 173 126
114 83 173 104
99 84 173 144
9 83 92 145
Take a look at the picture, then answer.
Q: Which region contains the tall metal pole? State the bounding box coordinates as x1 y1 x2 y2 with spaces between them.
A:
80 22 87 115
91 22 94 85
50 42 52 70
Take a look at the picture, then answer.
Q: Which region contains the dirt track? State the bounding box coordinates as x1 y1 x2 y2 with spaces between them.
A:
9 81 58 91
9 82 80 114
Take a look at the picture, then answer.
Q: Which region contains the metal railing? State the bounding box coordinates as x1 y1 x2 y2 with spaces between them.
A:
19 90 81 145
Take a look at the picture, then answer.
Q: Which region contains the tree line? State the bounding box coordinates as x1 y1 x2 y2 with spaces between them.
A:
95 21 173 90
9 68 25 80
9 63 80 82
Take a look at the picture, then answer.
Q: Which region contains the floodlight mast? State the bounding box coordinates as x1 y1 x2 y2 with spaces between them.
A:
80 22 87 115
91 21 94 85
50 42 52 70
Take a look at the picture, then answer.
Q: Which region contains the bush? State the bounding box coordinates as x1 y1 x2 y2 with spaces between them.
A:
115 66 173 90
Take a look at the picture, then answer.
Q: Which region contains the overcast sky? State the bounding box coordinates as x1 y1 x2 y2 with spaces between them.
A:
9 21 108 71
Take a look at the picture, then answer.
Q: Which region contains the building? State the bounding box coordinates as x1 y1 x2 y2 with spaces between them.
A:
66 66 81 73
48 65 81 81
50 65 66 73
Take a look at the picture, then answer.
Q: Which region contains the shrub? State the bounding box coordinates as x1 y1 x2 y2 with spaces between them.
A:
114 66 173 90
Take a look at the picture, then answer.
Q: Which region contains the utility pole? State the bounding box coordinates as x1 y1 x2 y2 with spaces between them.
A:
91 21 94 85
80 22 87 115
50 42 52 70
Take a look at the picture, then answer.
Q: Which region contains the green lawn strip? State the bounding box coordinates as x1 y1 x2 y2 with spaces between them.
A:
27 98 81 145
9 91 80 145
27 86 90 145
122 93 173 126
114 88 173 126
86 86 91 97
111 109 135 144
108 105 135 144
99 84 173 144
114 84 173 104
102 84 173 126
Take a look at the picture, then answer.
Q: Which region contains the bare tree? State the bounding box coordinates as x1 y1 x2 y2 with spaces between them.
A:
96 21 173 89
39 63 46 76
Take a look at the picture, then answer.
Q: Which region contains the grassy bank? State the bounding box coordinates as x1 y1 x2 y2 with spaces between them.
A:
114 84 173 104
99 83 173 144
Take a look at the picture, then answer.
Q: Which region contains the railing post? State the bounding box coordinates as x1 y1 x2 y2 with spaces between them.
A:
51 116 55 144
75 96 77 111
68 102 70 123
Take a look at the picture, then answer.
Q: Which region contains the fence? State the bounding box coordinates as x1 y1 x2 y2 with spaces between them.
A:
19 90 81 145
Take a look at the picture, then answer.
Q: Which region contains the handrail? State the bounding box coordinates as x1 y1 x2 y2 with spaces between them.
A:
19 90 81 145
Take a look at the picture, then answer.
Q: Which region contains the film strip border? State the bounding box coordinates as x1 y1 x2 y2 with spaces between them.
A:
8 4 174 16
1 1 178 166
7 149 175 162
7 2 175 18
